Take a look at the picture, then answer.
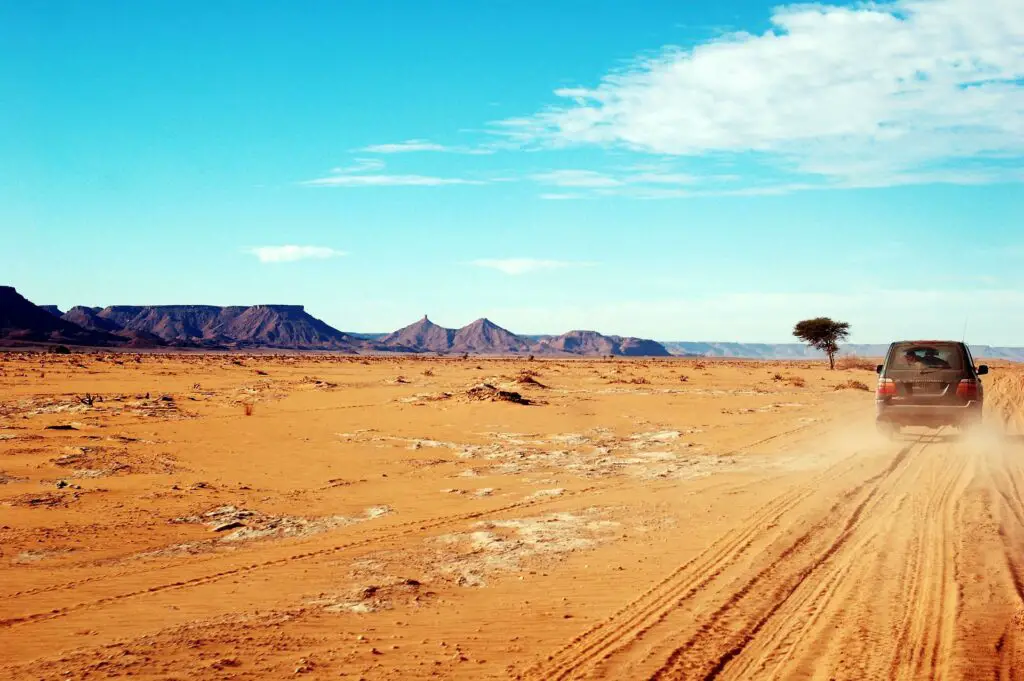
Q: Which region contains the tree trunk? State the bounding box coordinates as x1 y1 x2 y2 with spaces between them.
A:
828 350 836 370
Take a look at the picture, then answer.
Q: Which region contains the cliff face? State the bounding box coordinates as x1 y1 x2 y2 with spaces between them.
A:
0 287 121 346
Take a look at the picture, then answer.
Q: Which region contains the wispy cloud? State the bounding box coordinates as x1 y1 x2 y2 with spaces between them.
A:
360 139 493 155
538 192 585 200
304 174 485 187
531 170 622 188
331 158 386 173
246 246 347 263
470 258 595 275
496 0 1024 187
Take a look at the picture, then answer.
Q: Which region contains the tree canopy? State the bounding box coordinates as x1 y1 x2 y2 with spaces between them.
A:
793 317 851 369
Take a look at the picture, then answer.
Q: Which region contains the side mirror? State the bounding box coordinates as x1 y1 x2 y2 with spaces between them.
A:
876 364 883 374
978 365 989 375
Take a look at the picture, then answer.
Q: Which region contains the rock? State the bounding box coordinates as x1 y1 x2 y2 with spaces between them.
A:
212 521 245 532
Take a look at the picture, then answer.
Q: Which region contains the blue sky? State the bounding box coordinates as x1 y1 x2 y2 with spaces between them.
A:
3 0 1022 343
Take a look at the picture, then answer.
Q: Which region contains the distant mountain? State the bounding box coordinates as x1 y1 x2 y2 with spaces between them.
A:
60 306 165 348
451 318 531 354
660 342 1024 362
380 316 455 353
38 305 64 317
533 330 671 357
63 306 124 334
374 318 668 356
91 304 366 350
1 287 122 346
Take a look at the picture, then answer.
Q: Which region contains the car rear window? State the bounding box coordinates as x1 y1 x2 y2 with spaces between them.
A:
888 342 964 371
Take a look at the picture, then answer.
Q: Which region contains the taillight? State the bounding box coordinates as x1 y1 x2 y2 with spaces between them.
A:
876 378 896 397
956 379 979 401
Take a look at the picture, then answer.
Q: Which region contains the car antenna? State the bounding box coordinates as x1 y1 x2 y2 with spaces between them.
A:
961 316 969 344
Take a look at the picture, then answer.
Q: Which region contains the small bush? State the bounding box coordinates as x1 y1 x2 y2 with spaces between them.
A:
679 375 689 383
243 403 255 416
52 345 71 355
787 376 807 388
835 380 870 391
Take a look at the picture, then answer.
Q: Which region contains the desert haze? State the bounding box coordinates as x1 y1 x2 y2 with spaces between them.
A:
2 351 1024 679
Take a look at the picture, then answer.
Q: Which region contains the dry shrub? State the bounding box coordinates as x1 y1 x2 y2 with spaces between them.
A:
243 403 254 416
835 355 878 371
786 376 807 388
514 373 547 389
835 380 870 391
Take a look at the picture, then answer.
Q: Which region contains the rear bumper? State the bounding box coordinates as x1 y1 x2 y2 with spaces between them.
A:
876 401 981 426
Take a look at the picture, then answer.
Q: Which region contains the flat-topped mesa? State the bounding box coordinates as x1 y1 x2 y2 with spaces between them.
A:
80 303 364 350
38 305 64 317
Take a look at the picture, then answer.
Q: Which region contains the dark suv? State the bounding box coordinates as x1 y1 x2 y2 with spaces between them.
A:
875 340 988 435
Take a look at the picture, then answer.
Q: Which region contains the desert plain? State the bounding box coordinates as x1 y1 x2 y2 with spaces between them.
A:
2 352 1024 680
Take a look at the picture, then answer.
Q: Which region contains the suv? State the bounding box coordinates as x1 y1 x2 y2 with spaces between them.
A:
875 340 988 435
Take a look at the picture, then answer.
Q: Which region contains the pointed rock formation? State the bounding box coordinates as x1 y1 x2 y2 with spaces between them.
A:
380 315 456 353
451 318 531 354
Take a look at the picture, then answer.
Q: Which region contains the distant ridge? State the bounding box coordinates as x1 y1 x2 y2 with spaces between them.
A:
377 317 670 356
90 304 367 350
7 285 1020 360
661 342 1024 362
533 330 671 357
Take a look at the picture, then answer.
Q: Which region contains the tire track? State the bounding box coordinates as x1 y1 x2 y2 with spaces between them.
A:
647 436 925 681
0 483 609 629
519 434 913 681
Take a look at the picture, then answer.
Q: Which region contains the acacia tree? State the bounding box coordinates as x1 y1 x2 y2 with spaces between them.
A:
793 317 850 370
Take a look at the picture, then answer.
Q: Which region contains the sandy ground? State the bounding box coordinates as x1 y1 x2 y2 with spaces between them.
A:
2 352 1024 680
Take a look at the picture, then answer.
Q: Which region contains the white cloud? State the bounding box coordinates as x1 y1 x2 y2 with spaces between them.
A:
360 139 493 155
531 168 698 195
246 246 347 263
531 169 622 187
470 258 594 275
304 174 485 187
498 0 1024 186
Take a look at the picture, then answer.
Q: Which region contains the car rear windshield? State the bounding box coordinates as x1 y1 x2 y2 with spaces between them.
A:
888 342 964 371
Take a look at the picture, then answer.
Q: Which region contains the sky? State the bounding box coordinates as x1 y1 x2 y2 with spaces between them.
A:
2 0 1023 344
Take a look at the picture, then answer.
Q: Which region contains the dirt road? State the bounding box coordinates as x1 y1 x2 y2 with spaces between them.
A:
527 428 1024 681
2 354 1023 679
